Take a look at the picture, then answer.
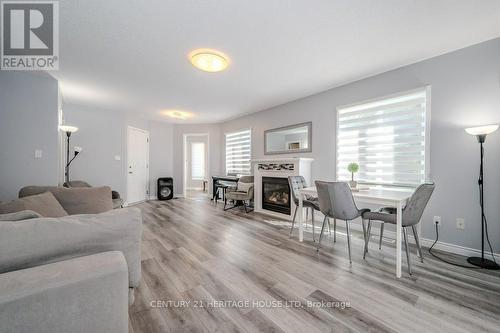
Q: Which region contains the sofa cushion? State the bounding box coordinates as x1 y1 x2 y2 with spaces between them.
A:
0 192 68 218
50 186 113 215
237 181 253 193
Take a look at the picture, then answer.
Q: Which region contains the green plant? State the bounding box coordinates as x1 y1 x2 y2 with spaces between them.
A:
347 162 359 181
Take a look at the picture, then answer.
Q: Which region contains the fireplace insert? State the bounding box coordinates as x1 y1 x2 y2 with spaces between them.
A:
262 177 291 215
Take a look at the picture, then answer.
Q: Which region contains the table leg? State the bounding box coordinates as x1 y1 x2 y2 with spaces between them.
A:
298 191 304 242
396 201 403 278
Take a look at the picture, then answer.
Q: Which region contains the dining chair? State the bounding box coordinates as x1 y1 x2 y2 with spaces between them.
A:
362 183 435 274
288 176 325 242
315 181 370 263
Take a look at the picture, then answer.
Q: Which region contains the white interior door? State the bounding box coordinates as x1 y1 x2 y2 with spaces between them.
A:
127 127 149 204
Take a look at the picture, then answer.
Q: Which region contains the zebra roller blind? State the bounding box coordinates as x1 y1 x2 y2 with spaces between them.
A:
225 129 252 176
337 89 428 187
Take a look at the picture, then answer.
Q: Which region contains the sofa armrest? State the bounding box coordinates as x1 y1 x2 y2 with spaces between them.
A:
0 251 128 333
0 208 142 288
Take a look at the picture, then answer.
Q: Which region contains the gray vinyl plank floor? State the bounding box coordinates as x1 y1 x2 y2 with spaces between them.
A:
129 197 500 333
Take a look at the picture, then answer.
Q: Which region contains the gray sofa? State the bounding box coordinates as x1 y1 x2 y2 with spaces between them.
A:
0 204 142 332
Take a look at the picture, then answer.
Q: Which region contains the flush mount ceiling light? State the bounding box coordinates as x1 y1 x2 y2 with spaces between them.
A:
189 49 229 72
161 110 193 120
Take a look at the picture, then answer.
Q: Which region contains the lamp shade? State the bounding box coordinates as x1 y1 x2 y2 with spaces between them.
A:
465 124 499 136
59 125 79 133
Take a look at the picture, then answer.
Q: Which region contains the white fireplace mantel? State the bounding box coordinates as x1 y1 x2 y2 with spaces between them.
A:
252 157 313 220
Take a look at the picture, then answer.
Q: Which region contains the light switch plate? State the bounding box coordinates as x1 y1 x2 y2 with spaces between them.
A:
114 155 121 161
456 218 465 230
35 149 43 158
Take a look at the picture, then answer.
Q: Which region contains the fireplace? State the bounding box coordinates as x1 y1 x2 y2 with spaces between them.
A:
262 177 291 215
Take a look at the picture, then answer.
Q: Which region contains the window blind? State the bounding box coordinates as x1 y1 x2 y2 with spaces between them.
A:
337 89 428 187
191 142 205 180
225 129 251 176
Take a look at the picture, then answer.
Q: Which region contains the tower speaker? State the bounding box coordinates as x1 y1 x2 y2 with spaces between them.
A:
157 177 173 200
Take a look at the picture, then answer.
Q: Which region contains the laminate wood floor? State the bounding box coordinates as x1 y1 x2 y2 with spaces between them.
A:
129 197 500 333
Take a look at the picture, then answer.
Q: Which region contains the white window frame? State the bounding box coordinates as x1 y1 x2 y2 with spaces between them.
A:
335 86 431 188
225 128 252 176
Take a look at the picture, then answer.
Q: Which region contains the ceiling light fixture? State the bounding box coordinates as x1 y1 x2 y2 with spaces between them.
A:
189 49 229 72
162 110 193 120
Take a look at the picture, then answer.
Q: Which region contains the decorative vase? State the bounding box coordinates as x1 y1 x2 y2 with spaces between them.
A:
349 180 357 188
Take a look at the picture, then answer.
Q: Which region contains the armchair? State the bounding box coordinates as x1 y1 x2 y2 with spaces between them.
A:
224 176 254 213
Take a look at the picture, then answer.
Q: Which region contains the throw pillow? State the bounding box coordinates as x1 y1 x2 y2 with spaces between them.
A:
50 186 113 215
237 181 253 193
0 192 68 217
0 210 43 221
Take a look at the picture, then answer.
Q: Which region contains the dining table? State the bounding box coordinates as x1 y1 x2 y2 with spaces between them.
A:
297 185 414 278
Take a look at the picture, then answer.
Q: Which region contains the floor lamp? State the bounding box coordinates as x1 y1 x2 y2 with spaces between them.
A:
465 124 499 270
59 125 79 185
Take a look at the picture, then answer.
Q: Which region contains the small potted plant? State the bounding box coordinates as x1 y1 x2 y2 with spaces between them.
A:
347 162 359 188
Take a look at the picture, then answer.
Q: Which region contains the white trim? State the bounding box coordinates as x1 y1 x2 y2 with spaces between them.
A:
148 196 158 201
346 220 500 261
174 193 184 198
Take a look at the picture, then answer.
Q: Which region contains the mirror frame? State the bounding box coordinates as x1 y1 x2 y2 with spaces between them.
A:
264 122 312 155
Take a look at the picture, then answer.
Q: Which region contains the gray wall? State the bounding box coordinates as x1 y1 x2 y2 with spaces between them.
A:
149 121 174 198
63 104 126 195
63 103 174 202
220 38 500 252
0 72 60 201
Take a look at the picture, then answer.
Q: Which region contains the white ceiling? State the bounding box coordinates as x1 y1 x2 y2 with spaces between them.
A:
54 0 500 124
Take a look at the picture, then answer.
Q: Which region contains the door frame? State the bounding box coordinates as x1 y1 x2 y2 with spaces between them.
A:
183 133 209 198
127 126 150 205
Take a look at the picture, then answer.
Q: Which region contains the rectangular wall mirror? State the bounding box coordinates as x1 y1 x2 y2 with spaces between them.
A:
264 122 312 155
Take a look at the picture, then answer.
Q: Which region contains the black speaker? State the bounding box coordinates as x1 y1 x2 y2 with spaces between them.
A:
157 177 173 200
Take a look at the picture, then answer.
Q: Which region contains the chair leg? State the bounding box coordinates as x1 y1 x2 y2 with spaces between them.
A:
412 225 424 263
365 220 372 255
223 197 226 210
345 220 352 264
311 209 315 242
316 216 327 252
403 227 412 275
333 218 337 243
362 219 368 259
327 217 332 236
290 206 298 236
379 222 384 250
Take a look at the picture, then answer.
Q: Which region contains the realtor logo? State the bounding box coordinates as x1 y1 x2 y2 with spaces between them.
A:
1 0 58 70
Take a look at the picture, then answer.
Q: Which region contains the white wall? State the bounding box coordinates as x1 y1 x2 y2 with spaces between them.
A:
0 72 60 201
220 38 500 252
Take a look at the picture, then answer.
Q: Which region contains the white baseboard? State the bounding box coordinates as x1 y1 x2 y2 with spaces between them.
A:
149 196 158 200
346 222 500 261
174 193 184 198
186 187 203 191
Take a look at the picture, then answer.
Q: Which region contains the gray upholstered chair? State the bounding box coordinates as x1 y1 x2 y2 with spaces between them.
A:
288 176 325 242
362 183 435 274
224 176 254 213
315 181 370 263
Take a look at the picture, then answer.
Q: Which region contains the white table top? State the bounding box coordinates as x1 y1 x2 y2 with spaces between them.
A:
300 186 413 204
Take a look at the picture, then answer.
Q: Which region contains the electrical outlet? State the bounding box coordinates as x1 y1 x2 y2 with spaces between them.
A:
433 216 441 226
456 218 465 230
34 149 43 159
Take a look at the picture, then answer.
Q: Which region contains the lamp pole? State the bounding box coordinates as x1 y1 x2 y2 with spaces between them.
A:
466 131 499 269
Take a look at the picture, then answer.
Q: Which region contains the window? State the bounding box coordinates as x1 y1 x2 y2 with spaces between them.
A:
225 129 252 176
191 142 205 180
336 88 428 187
